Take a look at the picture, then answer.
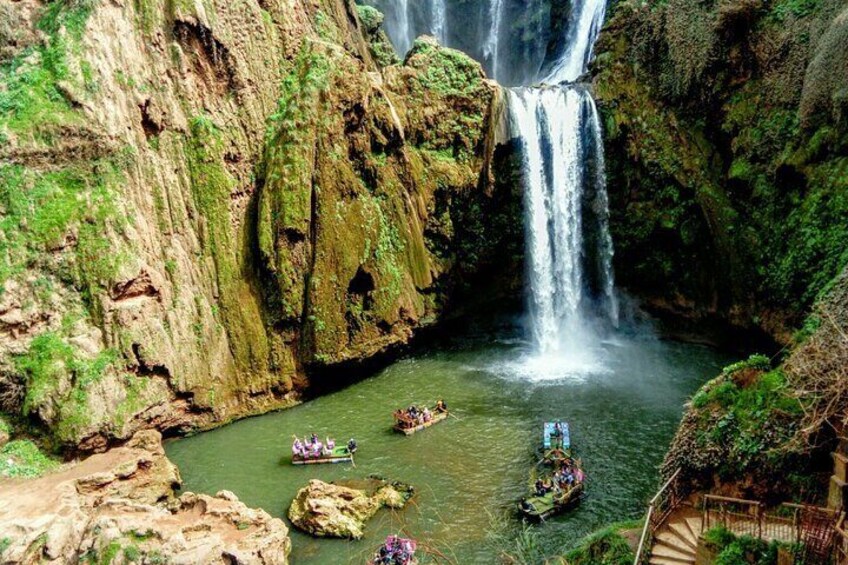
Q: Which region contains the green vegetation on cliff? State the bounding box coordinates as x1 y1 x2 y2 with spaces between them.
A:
486 513 638 564
594 0 848 333
0 160 125 301
0 0 94 141
702 526 788 565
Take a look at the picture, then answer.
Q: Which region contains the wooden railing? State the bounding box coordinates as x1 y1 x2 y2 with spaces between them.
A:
704 495 844 563
633 468 686 565
834 513 848 564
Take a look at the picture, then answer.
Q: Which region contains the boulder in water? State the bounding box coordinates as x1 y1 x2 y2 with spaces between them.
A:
288 478 413 539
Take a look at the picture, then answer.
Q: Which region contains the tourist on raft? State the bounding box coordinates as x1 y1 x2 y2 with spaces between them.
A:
292 437 306 457
373 535 416 565
292 434 345 458
535 478 552 497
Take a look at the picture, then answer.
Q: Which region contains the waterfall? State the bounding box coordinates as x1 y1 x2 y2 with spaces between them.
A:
507 0 616 358
509 88 586 353
482 0 504 81
508 87 616 355
586 99 619 324
543 0 607 84
396 0 411 55
431 0 447 44
365 0 617 364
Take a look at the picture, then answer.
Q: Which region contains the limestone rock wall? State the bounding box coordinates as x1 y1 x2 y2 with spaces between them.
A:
593 0 848 342
0 0 509 450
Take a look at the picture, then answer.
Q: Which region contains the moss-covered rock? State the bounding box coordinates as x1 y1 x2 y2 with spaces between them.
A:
661 266 848 501
593 0 848 340
0 0 511 450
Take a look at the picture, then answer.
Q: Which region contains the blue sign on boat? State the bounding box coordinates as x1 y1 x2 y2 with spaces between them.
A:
543 421 570 449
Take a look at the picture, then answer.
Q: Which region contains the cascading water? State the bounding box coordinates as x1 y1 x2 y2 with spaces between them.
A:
363 0 618 374
541 0 607 84
507 0 617 368
431 0 448 44
395 0 411 55
482 0 504 81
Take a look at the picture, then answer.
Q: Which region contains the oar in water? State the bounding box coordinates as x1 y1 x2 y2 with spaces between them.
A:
350 451 357 469
448 412 462 422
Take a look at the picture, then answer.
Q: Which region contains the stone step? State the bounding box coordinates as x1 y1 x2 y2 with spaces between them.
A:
651 542 696 563
685 517 704 540
656 530 696 553
668 521 698 549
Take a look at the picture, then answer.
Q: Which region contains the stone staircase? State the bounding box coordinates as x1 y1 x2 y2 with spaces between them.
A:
649 514 702 565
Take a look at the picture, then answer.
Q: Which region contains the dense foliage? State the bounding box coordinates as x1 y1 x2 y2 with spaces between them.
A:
595 0 848 334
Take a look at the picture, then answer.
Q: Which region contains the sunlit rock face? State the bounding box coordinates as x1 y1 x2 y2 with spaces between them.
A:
0 0 519 451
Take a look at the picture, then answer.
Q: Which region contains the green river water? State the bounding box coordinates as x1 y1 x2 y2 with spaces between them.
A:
166 323 731 563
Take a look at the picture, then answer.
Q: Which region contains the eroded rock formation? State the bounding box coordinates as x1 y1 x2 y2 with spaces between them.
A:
0 0 517 451
0 430 290 563
287 478 413 538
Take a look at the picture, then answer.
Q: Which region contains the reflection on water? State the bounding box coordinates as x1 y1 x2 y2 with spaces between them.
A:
166 324 730 563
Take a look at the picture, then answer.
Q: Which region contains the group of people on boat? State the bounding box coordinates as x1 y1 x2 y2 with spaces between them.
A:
292 433 335 458
533 462 584 496
291 433 356 458
394 399 447 428
372 535 416 565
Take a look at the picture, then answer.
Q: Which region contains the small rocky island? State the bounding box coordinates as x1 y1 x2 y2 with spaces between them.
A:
288 478 414 539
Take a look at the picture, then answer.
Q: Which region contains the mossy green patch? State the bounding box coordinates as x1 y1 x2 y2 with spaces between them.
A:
14 332 125 443
687 363 804 480
562 520 639 565
259 42 333 321
0 439 59 478
355 5 383 33
186 115 270 377
0 158 126 302
406 38 485 98
0 0 96 142
703 526 783 565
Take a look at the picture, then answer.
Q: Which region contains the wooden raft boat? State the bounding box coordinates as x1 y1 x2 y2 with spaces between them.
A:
518 481 584 521
291 445 354 465
392 409 448 435
518 420 585 520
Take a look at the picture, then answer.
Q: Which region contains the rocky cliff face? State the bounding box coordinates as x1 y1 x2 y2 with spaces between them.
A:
0 0 515 451
593 0 848 342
